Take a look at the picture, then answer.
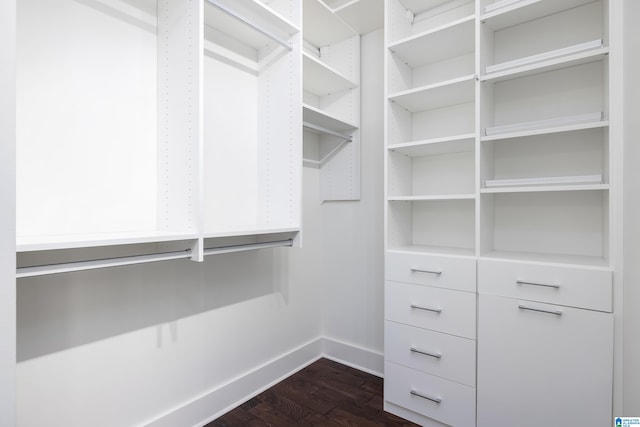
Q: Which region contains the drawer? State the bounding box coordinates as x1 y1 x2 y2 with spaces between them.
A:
385 361 476 427
386 252 476 292
386 281 476 339
385 321 476 387
478 259 612 312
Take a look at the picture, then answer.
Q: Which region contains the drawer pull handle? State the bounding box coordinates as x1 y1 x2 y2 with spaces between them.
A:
518 304 563 316
410 389 442 404
516 280 560 289
410 268 442 275
410 304 442 314
410 347 442 359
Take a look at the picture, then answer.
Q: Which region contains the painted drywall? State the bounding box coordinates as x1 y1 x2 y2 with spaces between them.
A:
0 0 17 425
623 0 640 415
320 29 385 370
16 167 325 427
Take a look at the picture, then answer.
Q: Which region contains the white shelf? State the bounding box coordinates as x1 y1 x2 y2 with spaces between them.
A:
16 231 200 253
485 112 604 137
481 0 598 31
479 251 609 268
322 0 384 34
303 52 357 96
388 245 476 258
204 0 300 51
303 0 357 48
484 174 602 188
388 75 475 113
203 226 300 240
483 46 608 83
303 104 358 133
481 118 608 142
388 194 475 201
388 16 475 68
481 183 609 194
389 134 475 157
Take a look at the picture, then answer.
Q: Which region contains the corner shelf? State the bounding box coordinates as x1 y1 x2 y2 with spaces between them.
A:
303 51 357 96
302 0 361 201
321 0 384 34
388 16 475 68
388 74 475 113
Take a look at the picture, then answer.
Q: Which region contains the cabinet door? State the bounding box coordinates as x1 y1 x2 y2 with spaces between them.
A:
477 294 613 427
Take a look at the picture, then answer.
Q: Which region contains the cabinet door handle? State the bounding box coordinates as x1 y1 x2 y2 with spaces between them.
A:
410 389 442 404
410 304 442 313
410 347 442 359
518 304 563 316
516 280 560 289
410 268 442 275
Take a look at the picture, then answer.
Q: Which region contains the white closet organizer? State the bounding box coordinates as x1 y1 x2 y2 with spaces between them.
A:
302 0 361 201
16 0 302 267
385 0 616 426
384 1 478 426
203 0 301 237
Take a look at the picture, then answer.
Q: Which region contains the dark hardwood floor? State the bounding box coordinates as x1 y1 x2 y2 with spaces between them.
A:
207 358 419 426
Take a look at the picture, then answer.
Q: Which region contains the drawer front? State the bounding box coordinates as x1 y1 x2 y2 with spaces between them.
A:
386 281 476 338
385 321 476 387
386 252 476 292
478 259 612 312
477 294 613 427
385 361 476 427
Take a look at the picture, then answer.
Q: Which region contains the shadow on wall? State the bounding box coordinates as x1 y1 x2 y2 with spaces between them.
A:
16 248 290 362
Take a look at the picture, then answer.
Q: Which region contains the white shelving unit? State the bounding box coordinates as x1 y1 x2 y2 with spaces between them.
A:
385 0 617 425
16 0 302 263
302 0 361 201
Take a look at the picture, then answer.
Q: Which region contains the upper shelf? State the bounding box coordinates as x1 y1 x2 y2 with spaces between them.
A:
481 0 598 31
398 0 460 15
303 52 357 96
321 0 384 34
388 75 475 113
388 15 475 68
303 0 357 48
204 0 300 52
16 231 200 253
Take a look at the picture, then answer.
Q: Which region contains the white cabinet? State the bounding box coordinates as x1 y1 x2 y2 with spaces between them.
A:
477 294 613 427
384 0 619 425
16 0 302 260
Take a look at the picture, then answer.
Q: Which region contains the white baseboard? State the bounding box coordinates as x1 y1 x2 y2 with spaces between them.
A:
142 337 383 427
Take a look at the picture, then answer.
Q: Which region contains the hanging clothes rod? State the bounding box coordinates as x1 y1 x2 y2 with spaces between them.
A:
16 239 294 278
205 0 292 51
16 249 193 279
303 122 353 142
203 239 293 256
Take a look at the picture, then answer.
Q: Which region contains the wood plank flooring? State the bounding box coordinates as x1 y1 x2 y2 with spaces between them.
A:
207 358 419 426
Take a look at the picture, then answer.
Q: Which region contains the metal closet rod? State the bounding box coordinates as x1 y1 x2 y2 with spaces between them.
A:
16 239 294 279
206 0 292 51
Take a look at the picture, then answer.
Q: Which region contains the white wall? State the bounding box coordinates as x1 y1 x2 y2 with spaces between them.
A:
1 0 17 425
623 0 640 415
320 29 385 372
16 166 325 427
